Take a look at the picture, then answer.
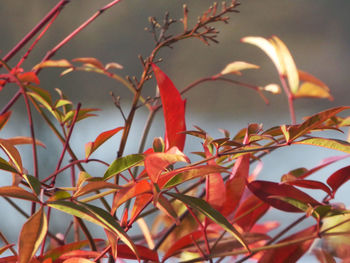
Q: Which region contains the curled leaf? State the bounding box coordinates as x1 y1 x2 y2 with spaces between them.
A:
72 57 104 69
33 59 72 70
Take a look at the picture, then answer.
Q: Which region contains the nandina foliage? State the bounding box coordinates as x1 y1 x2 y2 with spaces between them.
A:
1 1 350 263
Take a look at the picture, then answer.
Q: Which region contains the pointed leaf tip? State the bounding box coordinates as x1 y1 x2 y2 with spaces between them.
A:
151 63 186 151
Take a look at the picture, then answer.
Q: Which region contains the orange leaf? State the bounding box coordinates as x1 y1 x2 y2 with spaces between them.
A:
18 207 47 263
152 63 186 151
18 72 40 85
144 147 189 183
129 193 153 223
0 186 39 202
85 126 123 158
62 258 94 263
112 180 152 214
72 57 104 69
7 136 46 148
0 138 23 172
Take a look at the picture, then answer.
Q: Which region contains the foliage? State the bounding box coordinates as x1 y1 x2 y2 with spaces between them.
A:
0 1 350 262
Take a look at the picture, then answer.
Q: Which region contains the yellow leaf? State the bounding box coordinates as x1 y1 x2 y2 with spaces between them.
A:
220 61 259 75
33 59 72 70
263 83 281 94
241 36 282 74
271 36 299 94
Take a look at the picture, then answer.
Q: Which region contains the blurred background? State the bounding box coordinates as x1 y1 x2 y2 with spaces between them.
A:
1 0 350 261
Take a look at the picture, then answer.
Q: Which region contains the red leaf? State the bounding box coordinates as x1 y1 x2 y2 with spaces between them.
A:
116 244 159 262
220 153 250 216
259 225 317 263
112 180 152 214
0 111 11 131
0 256 17 263
152 63 186 151
234 193 270 232
203 143 225 210
284 179 333 197
85 126 124 158
327 165 350 196
163 230 214 261
247 180 321 212
129 194 153 223
18 72 40 85
144 147 189 183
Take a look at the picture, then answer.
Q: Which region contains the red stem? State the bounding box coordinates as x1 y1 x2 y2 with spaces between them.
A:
1 0 123 115
51 103 81 186
279 75 296 124
1 0 70 63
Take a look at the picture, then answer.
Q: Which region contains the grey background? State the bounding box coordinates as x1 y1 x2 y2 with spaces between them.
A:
1 1 350 261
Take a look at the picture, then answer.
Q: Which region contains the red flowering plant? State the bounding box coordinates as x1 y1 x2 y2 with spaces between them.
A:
0 1 350 262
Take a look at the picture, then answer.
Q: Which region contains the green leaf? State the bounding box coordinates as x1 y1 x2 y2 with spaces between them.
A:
47 190 71 202
48 201 138 258
103 154 144 180
295 137 350 153
79 202 139 259
18 207 47 263
74 181 121 198
162 165 228 188
0 156 18 173
166 192 250 252
0 186 39 202
23 174 41 195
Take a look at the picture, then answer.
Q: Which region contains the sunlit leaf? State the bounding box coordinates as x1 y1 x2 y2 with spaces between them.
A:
262 83 281 94
47 190 71 202
161 165 228 189
74 181 121 198
85 126 123 158
105 62 123 70
129 193 153 223
247 180 321 212
103 154 144 180
0 111 11 131
289 106 350 141
0 186 39 202
72 57 104 69
7 137 46 148
220 61 259 75
272 36 299 93
55 99 73 108
241 36 282 73
18 207 47 263
144 148 189 183
112 180 152 214
33 59 72 70
295 137 350 153
167 192 250 252
152 63 186 151
59 250 100 260
0 138 23 172
327 165 350 196
259 225 317 263
295 70 333 100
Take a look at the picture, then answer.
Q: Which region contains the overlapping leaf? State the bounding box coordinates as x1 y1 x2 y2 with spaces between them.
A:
166 192 250 252
327 165 350 196
0 186 39 202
